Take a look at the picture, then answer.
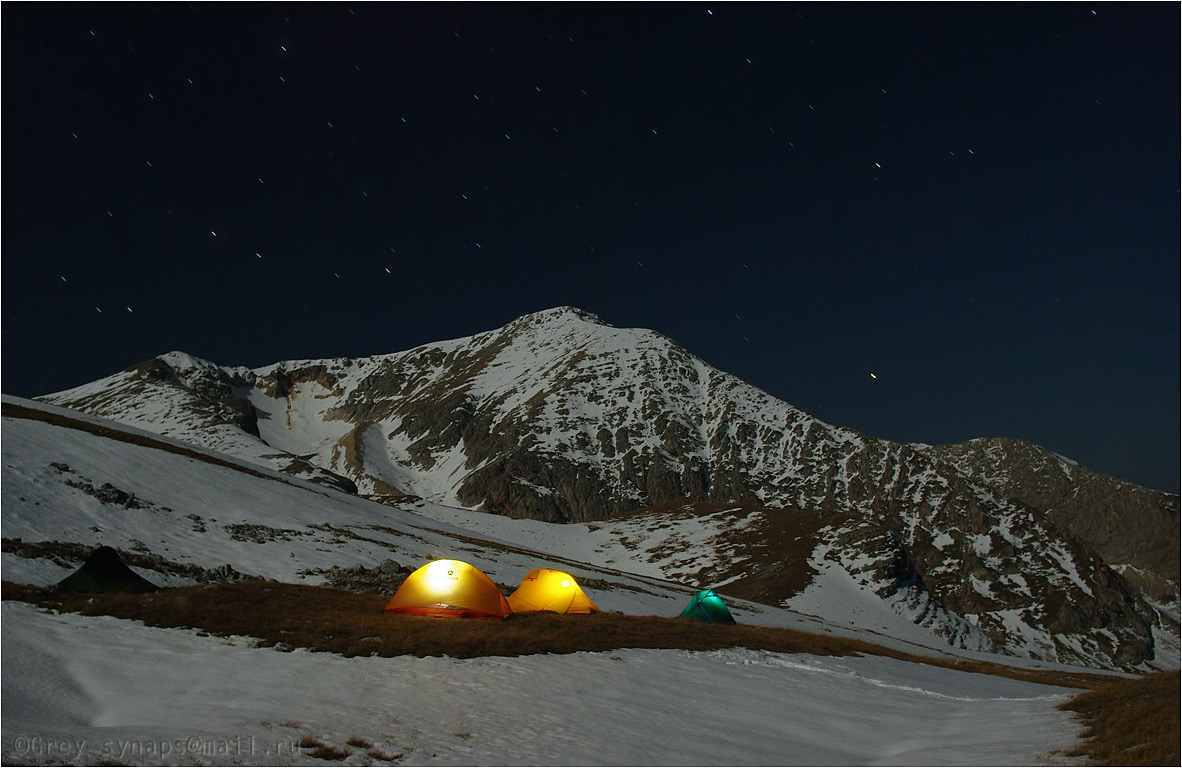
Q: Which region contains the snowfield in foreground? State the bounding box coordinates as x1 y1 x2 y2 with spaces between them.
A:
2 602 1083 767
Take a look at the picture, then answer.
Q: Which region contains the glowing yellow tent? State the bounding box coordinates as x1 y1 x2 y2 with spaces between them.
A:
384 559 511 620
508 568 601 614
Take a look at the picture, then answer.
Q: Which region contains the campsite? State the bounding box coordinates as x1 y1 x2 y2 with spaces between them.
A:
34 551 756 657
6 573 1175 766
8 543 1177 766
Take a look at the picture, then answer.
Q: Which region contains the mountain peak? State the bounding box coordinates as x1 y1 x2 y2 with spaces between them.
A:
513 306 607 328
156 350 220 372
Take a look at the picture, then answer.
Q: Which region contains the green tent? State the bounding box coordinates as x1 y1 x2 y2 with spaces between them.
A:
678 589 736 624
57 546 160 593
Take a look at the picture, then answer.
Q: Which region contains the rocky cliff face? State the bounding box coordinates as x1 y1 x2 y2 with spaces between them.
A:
928 438 1179 604
40 306 1179 670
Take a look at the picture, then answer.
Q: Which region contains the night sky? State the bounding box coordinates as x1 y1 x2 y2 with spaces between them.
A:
3 4 1178 493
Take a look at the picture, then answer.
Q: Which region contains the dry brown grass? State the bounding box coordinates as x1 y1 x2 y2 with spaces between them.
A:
309 744 351 761
297 735 351 761
5 579 1112 690
367 748 405 762
1057 670 1180 766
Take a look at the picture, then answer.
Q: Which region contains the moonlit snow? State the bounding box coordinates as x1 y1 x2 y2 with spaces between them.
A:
2 602 1082 766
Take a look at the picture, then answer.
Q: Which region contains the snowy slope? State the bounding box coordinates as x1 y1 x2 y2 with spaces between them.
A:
0 397 672 615
1 601 1085 767
0 396 930 648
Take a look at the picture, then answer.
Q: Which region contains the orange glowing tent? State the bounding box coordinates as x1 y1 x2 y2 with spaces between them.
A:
384 559 511 620
507 568 601 614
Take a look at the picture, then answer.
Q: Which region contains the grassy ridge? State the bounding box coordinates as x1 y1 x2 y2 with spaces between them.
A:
5 580 1177 766
1058 670 1180 766
4 580 1111 685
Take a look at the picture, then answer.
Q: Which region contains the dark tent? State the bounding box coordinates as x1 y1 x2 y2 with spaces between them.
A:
678 589 736 624
57 546 160 593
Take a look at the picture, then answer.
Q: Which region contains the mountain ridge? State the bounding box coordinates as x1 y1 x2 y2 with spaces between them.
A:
35 306 1180 671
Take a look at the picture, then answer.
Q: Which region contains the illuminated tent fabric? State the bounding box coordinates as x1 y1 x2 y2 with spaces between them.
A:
384 559 511 620
507 568 601 614
678 589 736 624
57 545 160 593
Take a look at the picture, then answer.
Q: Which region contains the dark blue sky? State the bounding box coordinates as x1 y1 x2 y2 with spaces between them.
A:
3 3 1178 492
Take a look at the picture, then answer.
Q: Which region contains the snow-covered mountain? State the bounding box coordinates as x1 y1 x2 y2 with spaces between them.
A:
34 307 1181 671
0 389 1164 765
10 396 1109 766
